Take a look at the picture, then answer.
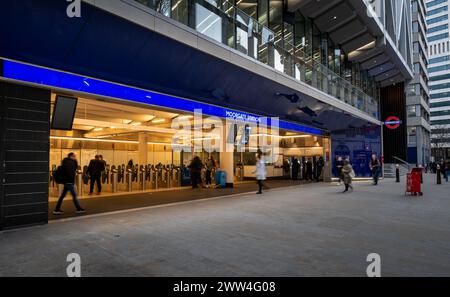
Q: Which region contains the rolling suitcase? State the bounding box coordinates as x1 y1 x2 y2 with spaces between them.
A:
214 170 227 188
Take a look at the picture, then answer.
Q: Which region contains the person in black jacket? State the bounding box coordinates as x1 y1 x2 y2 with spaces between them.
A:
188 156 204 189
53 153 85 215
87 155 105 195
292 158 300 180
305 160 313 181
316 156 325 182
369 154 381 185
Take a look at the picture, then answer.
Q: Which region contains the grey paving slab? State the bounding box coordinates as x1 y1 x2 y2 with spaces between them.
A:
0 174 449 277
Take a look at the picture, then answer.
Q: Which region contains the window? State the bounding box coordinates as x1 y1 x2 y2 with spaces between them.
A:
427 5 448 16
429 55 450 64
431 91 450 99
428 32 449 42
429 64 450 73
430 82 450 90
195 4 222 43
431 101 450 108
427 0 448 8
427 15 448 25
407 105 416 117
408 127 417 145
427 0 447 8
428 24 448 34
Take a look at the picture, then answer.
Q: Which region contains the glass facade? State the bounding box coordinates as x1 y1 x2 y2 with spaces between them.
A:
134 0 380 119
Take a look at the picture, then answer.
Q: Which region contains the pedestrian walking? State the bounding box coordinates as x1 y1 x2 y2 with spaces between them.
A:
53 153 85 215
336 156 344 185
292 158 300 180
341 160 354 193
188 156 204 189
205 155 216 188
316 156 325 182
445 160 450 183
369 154 380 185
87 155 105 195
254 154 266 194
305 160 313 181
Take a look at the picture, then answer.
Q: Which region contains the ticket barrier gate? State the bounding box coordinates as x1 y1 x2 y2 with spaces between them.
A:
151 165 159 189
170 165 181 187
140 166 147 191
76 169 84 196
235 165 244 182
50 162 183 198
126 168 133 192
161 165 170 188
111 167 118 193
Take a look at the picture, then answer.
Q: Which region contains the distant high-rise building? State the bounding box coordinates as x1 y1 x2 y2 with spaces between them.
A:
426 0 450 160
407 0 431 166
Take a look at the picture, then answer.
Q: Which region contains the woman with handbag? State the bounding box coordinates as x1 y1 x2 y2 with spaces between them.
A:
341 160 354 193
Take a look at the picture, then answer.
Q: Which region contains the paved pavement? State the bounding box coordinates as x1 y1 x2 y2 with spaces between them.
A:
48 179 307 220
0 175 449 277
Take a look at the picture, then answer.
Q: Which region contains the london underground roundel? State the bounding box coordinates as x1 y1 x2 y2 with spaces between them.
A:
384 116 401 130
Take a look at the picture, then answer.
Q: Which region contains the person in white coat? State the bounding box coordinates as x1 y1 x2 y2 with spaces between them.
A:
254 154 267 194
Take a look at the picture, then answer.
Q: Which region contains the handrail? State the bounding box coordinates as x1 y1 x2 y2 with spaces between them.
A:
392 156 411 170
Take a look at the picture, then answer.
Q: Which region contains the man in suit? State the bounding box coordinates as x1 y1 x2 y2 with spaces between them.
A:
87 155 105 195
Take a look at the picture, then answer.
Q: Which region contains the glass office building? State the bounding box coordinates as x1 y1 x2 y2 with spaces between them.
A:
0 0 413 229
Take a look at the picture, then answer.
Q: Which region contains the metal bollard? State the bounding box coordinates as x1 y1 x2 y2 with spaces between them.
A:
76 170 84 197
111 169 118 193
395 164 400 183
126 169 133 192
140 170 146 191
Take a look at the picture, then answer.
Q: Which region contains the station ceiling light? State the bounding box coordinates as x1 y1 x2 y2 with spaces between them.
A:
50 136 138 144
152 118 166 123
177 115 193 120
249 134 311 139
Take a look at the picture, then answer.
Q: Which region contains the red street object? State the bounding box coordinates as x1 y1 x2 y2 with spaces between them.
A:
406 168 423 196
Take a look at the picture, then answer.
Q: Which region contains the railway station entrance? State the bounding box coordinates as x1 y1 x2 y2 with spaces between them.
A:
48 92 331 218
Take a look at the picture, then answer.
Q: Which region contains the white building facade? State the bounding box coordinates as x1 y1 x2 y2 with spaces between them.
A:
426 0 450 160
407 0 431 166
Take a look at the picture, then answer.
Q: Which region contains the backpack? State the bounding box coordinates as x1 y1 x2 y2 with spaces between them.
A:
53 166 65 184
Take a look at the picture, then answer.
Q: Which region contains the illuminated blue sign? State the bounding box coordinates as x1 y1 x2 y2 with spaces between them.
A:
1 59 323 135
224 110 261 123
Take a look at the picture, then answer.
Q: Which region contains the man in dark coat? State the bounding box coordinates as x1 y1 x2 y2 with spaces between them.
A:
87 155 105 195
188 156 204 189
316 157 325 182
53 152 85 215
292 158 300 180
306 160 313 181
